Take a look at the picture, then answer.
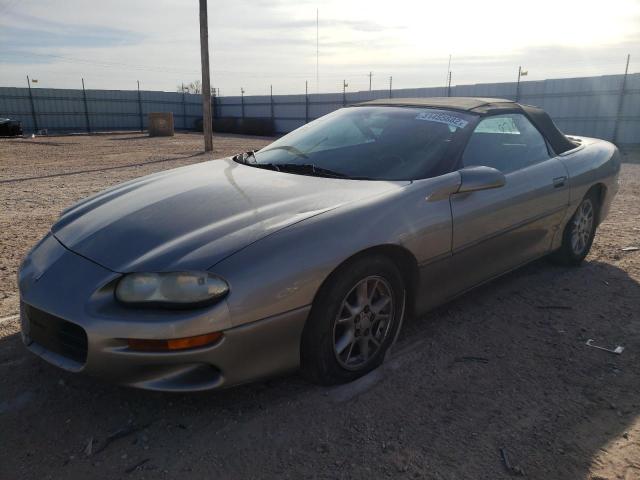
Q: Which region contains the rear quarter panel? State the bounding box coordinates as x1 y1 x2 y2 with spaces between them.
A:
552 138 621 249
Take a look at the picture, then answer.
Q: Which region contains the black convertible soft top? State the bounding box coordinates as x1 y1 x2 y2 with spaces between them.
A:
356 97 577 154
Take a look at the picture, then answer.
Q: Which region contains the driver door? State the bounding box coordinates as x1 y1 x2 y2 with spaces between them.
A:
448 113 570 292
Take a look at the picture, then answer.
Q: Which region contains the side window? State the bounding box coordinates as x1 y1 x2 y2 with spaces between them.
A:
462 114 550 173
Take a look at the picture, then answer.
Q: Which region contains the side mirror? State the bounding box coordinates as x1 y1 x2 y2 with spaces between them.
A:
457 166 506 193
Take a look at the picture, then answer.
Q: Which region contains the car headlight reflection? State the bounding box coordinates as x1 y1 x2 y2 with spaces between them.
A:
115 272 229 307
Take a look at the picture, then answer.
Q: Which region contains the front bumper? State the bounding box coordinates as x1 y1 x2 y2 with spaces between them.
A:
19 235 309 391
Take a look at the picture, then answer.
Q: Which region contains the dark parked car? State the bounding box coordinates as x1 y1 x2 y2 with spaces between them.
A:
0 117 23 136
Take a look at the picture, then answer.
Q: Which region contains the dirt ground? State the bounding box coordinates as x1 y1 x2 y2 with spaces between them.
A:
0 133 639 480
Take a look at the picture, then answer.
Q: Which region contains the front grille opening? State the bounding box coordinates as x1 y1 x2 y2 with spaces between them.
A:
24 304 88 364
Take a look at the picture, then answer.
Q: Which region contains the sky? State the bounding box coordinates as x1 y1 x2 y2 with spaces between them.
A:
0 0 638 96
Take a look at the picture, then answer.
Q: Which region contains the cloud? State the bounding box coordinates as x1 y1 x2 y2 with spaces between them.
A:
1 25 143 50
0 0 637 95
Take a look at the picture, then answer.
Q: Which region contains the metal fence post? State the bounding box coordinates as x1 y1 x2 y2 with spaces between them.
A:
305 81 309 123
270 85 274 122
211 87 218 123
137 80 143 132
342 80 347 106
613 54 631 144
81 78 91 133
26 75 38 132
389 76 393 99
181 83 187 130
240 88 245 119
211 88 218 131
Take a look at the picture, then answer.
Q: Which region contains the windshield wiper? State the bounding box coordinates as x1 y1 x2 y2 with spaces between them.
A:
279 163 346 178
259 145 309 159
245 162 281 172
245 162 347 178
240 158 371 180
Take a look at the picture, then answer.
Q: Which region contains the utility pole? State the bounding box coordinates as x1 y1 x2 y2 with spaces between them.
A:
613 54 631 144
368 71 373 92
389 76 393 99
342 80 348 106
199 0 213 151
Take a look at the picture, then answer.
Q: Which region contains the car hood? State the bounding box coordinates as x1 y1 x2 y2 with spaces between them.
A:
52 158 407 272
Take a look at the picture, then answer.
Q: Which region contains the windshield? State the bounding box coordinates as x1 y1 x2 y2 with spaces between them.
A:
247 106 477 180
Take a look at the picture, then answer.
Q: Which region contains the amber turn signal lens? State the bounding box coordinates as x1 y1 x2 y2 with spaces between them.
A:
127 331 223 352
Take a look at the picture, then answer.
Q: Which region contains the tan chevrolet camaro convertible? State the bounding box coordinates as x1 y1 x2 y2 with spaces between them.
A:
19 98 620 391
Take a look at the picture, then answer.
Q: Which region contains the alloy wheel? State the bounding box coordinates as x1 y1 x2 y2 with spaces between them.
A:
571 199 594 255
332 276 395 370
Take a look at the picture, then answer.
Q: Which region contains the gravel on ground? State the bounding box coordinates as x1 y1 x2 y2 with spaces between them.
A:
1 134 638 479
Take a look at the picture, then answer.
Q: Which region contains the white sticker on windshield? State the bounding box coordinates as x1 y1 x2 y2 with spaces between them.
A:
415 111 468 129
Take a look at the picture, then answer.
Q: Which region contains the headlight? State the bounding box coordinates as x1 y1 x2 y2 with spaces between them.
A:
115 272 229 307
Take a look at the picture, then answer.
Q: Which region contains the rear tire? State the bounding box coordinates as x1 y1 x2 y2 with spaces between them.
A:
301 255 405 385
551 192 598 266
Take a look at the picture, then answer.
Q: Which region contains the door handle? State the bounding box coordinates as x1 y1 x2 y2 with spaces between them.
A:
553 176 567 188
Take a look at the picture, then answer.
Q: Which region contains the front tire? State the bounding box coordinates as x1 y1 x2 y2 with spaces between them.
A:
301 255 406 385
552 192 598 266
